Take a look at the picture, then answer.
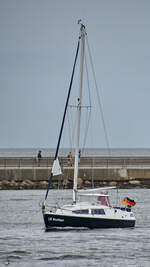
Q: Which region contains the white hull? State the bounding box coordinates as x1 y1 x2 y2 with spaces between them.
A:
43 202 135 230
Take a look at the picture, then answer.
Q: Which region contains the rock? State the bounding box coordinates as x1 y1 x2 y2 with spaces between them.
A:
3 180 10 185
129 180 141 185
63 179 70 186
25 179 34 185
20 181 27 186
39 181 48 189
85 180 91 185
19 180 34 189
10 181 17 187
109 181 117 186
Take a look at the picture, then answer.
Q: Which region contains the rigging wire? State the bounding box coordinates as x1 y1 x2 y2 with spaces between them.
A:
86 36 111 155
66 50 91 155
85 52 92 108
66 107 74 152
68 105 78 151
82 52 92 153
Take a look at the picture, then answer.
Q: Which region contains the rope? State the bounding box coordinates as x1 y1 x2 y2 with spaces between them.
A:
67 107 74 151
81 47 92 154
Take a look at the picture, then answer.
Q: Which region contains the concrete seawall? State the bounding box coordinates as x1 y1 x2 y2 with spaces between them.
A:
0 156 150 189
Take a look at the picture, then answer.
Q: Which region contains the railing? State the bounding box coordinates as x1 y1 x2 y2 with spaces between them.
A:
0 156 150 168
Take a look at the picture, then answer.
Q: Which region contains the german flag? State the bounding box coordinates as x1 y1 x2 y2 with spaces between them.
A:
122 197 136 207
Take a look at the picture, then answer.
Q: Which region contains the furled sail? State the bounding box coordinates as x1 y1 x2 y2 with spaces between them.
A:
52 158 62 176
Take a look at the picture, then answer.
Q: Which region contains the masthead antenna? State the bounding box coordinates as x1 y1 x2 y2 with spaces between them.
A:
78 19 82 25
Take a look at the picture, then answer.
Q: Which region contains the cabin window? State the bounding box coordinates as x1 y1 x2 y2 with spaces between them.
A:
120 207 131 212
72 209 89 214
113 207 131 212
91 209 105 215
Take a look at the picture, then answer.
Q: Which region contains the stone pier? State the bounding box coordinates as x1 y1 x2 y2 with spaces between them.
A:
0 156 150 189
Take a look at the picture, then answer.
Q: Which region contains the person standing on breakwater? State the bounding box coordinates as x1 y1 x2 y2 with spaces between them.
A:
78 149 81 162
67 151 73 166
36 150 42 166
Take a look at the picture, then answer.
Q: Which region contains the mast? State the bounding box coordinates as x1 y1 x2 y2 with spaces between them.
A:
73 23 86 203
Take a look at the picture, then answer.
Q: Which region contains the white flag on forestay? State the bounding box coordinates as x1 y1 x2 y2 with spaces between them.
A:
52 158 62 176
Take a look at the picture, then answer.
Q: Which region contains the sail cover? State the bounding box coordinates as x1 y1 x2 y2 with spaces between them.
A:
52 158 62 176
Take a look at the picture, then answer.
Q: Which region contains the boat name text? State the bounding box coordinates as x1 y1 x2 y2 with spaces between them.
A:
48 217 64 222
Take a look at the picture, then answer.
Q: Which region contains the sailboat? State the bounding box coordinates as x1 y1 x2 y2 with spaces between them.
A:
42 22 136 230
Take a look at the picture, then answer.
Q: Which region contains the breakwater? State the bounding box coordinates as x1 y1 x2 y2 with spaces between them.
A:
0 156 150 189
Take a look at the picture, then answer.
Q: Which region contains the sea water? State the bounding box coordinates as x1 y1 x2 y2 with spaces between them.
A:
1 148 150 157
0 189 150 267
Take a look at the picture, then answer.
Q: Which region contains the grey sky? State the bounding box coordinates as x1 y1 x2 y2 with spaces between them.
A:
0 0 150 148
